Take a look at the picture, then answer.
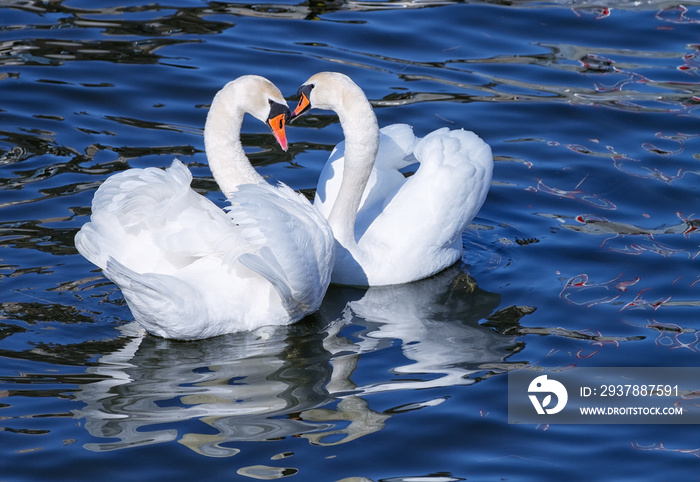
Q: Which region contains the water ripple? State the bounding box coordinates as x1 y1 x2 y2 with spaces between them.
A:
2 1 700 479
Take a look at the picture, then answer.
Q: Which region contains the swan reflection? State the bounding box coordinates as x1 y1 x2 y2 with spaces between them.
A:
317 265 514 397
77 323 334 456
75 264 522 455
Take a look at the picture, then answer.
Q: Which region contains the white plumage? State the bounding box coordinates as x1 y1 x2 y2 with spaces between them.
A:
291 72 493 286
75 76 334 339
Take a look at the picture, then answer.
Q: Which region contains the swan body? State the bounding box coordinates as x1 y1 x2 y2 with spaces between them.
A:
75 76 334 339
291 72 493 286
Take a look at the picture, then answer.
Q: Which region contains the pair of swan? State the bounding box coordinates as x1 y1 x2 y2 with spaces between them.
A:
75 73 493 339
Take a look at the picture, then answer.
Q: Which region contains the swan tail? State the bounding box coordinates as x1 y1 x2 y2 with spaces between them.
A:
74 222 107 270
227 182 333 320
103 257 202 339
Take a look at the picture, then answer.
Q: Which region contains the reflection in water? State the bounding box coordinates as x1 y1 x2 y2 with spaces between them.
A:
318 265 514 395
74 264 522 456
76 322 334 456
566 213 699 238
563 212 700 259
2 0 698 477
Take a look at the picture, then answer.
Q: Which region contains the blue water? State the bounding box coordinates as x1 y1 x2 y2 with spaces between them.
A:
2 1 700 480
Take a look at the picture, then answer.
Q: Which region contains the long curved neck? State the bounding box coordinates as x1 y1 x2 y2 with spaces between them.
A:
328 93 379 249
204 86 264 198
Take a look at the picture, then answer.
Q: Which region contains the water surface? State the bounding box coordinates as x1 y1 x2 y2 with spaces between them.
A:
2 1 700 480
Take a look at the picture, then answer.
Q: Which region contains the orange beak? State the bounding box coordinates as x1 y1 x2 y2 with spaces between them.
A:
266 112 288 151
291 92 311 120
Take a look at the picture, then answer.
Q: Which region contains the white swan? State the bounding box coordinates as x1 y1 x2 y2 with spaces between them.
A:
290 72 493 286
75 76 334 340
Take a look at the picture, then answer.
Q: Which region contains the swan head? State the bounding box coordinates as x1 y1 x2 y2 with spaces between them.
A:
290 72 368 121
221 75 290 151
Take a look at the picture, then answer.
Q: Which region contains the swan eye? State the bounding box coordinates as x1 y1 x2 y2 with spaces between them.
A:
267 99 289 121
295 83 314 99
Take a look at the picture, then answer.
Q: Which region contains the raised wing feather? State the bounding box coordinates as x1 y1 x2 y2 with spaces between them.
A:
228 182 334 319
75 160 334 338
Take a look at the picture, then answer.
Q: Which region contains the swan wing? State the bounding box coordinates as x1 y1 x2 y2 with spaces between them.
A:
374 123 416 170
103 253 281 339
75 159 241 275
359 128 493 283
227 182 334 320
408 128 493 247
76 160 332 338
314 123 416 223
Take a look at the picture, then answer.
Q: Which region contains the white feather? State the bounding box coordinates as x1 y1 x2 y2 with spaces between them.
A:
75 76 334 339
300 72 493 286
